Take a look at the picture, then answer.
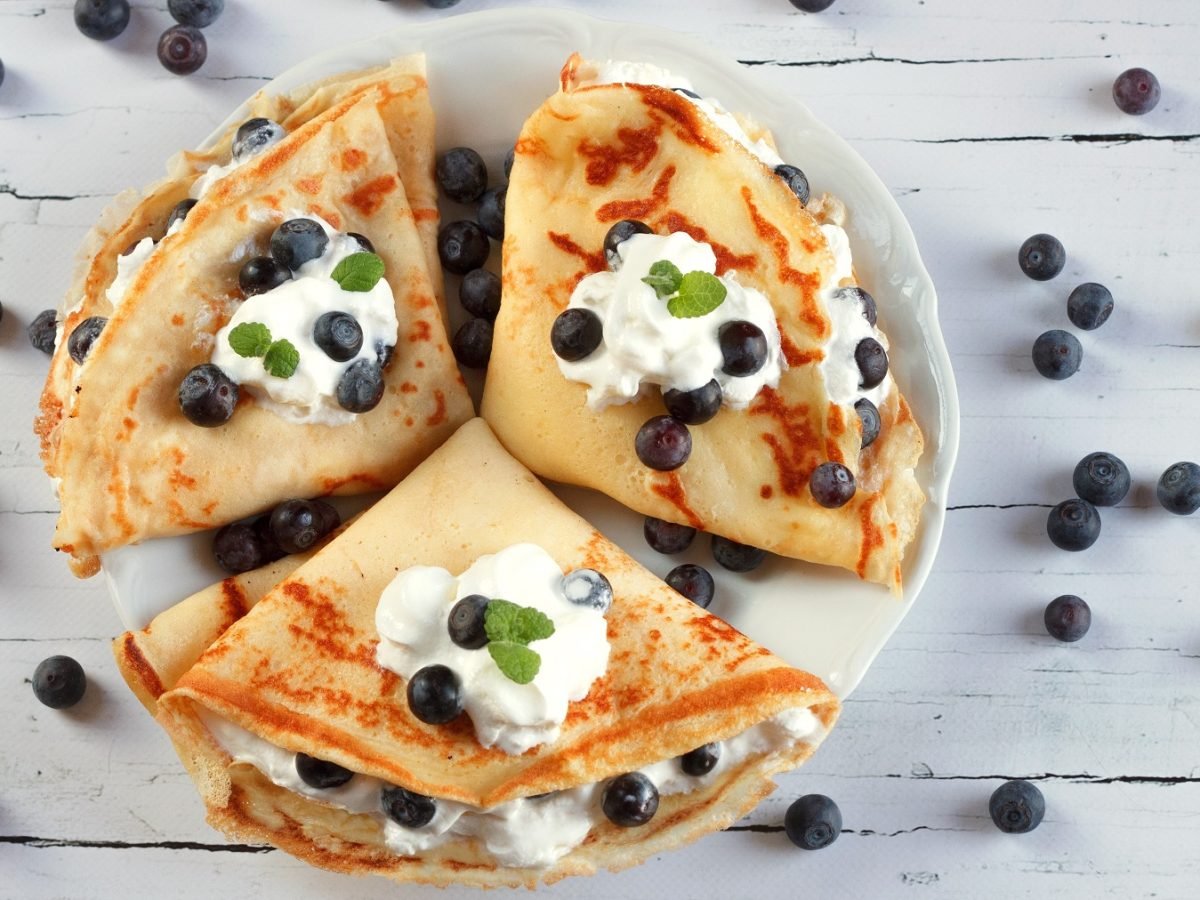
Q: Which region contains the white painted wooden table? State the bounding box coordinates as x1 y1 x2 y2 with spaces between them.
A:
3 1 1199 897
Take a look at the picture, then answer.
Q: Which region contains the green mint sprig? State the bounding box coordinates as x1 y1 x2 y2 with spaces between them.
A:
484 599 556 685
228 322 300 379
641 259 728 319
331 252 385 292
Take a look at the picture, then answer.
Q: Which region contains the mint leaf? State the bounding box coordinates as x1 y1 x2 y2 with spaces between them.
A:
487 641 542 685
331 252 386 292
512 607 555 644
641 259 683 299
228 322 273 358
667 271 728 318
484 599 522 644
262 339 300 378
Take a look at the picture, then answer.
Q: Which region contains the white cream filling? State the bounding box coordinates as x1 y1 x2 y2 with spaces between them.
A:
375 544 611 756
189 157 243 200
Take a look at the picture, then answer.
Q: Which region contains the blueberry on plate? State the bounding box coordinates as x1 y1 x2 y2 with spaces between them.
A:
665 563 715 609
32 655 87 709
643 516 697 555
784 794 842 850
1113 67 1160 116
832 286 878 327
212 521 269 574
1066 283 1114 331
269 499 333 554
295 753 354 789
1072 451 1130 506
635 416 692 471
179 363 238 426
711 535 767 573
550 308 603 362
158 25 207 76
168 0 224 29
477 185 506 241
437 220 490 274
313 311 364 362
459 269 502 321
74 0 131 41
67 316 107 364
855 337 889 389
28 309 58 355
425 0 464 7
679 743 721 776
167 198 197 231
1046 498 1101 551
448 594 490 649
561 568 613 613
452 318 493 370
809 461 855 508
773 164 811 204
406 664 464 725
503 145 516 180
336 359 386 413
252 513 287 564
380 785 437 828
0 58 5 92
718 321 768 377
601 773 659 827
662 379 722 425
989 780 1045 834
271 219 328 270
435 147 487 203
1156 461 1200 516
789 0 837 11
232 118 287 163
1032 330 1082 380
1018 233 1066 281
603 219 653 268
239 256 292 297
1044 594 1091 642
855 398 881 449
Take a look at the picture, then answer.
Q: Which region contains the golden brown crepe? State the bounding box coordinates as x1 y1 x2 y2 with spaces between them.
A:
42 62 473 577
482 59 924 591
152 419 840 887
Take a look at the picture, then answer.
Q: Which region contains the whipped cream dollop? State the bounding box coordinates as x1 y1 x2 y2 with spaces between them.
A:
210 214 399 427
375 544 611 756
576 59 784 168
201 706 824 870
557 231 784 410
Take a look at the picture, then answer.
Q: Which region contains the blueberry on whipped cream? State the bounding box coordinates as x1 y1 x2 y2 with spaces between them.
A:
190 117 288 199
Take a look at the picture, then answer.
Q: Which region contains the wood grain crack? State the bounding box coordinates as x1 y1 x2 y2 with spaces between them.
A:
0 835 273 854
739 54 1111 68
911 133 1200 145
0 185 107 202
894 771 1200 786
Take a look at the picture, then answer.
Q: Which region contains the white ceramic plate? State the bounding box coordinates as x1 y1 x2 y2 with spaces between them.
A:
103 8 959 699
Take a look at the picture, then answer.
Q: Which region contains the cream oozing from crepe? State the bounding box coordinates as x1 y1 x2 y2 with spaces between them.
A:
211 214 399 427
557 231 784 410
375 543 610 755
199 705 824 869
190 123 286 200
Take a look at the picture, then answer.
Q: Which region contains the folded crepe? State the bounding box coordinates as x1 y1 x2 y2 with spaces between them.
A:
41 57 473 576
152 418 840 887
482 57 925 591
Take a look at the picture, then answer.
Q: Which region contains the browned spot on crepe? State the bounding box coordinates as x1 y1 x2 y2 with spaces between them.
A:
118 633 164 700
408 320 432 342
635 85 721 152
778 326 823 367
547 232 606 274
741 187 828 339
577 122 662 186
339 148 367 172
297 176 324 195
425 390 446 427
344 174 398 217
596 165 676 222
856 494 884 578
750 387 820 497
661 211 756 276
760 485 774 499
649 473 704 529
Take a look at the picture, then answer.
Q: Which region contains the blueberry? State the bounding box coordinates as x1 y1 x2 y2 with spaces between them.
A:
376 342 396 369
168 0 224 29
0 58 5 91
437 220 490 274
212 522 269 574
269 499 331 554
32 656 87 709
179 363 238 426
271 219 328 271
774 164 811 204
232 118 286 163
643 516 697 554
665 563 715 609
551 308 604 361
784 794 842 850
810 461 855 508
673 87 702 100
1156 461 1200 516
313 312 363 362
477 186 506 240
28 310 57 355
67 316 107 364
1046 498 1101 551
1018 234 1066 281
1067 283 1114 331
662 379 722 425
603 219 653 267
435 147 487 204
718 321 768 377
252 513 287 564
295 753 354 789
989 780 1045 834
336 359 385 413
158 25 207 76
503 145 516 180
74 0 130 41
1112 67 1160 115
855 398 881 449
832 286 877 327
459 269 502 321
1072 451 1130 506
452 318 493 370
561 568 613 613
448 594 490 649
406 664 463 725
679 743 721 776
380 785 437 828
711 535 767 572
1032 330 1082 380
425 0 464 7
601 773 659 827
1044 595 1091 642
238 256 292 297
635 416 692 471
789 0 837 11
167 199 197 231
347 232 375 254
854 337 888 389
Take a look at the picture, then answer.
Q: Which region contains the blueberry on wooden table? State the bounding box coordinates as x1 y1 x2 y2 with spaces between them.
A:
1067 283 1114 331
855 398 881 449
74 0 130 41
438 220 490 274
232 118 287 163
1113 67 1161 115
452 318 493 370
477 185 506 240
550 308 603 361
665 563 715 609
789 0 837 11
295 753 354 789
1046 498 1101 551
1018 233 1066 281
662 379 722 425
711 535 767 572
424 0 464 9
406 664 464 725
380 785 437 828
168 0 224 29
1072 451 1130 506
158 25 207 76
239 256 292 297
459 269 502 321
603 219 652 267
679 742 721 776
989 780 1045 834
28 309 58 355
1044 595 1091 642
774 163 811 204
271 219 328 270
32 656 87 709
601 773 659 827
809 461 855 508
784 794 842 850
1156 461 1200 516
643 516 697 555
635 416 692 471
436 147 487 203
1032 330 1082 380
178 363 238 426
561 568 613 613
448 594 490 649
